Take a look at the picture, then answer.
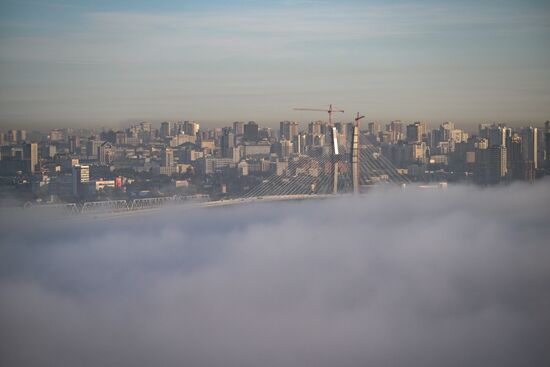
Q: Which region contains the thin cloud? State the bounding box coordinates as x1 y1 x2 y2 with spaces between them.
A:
1 1 549 127
3 3 547 65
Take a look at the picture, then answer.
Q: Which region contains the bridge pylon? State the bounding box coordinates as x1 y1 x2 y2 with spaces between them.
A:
330 126 339 194
351 125 359 194
351 113 365 194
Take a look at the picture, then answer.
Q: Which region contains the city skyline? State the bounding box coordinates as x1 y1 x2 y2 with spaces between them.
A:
2 117 547 208
2 2 550 366
1 0 550 129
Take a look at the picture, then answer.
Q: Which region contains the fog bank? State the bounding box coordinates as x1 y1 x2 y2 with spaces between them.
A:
1 182 550 366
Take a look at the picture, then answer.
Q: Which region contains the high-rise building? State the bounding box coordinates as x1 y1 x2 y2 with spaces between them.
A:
367 122 381 136
115 131 126 145
40 143 56 159
86 139 103 160
72 164 89 197
258 127 273 140
406 122 426 143
441 121 455 131
385 121 404 143
280 121 299 140
389 120 404 134
273 139 293 158
161 147 174 167
293 133 306 154
173 121 184 135
160 122 171 138
308 121 325 136
486 124 509 148
523 160 536 183
508 135 523 180
521 127 538 169
476 138 489 150
478 123 491 138
99 142 114 165
474 143 488 184
233 121 244 136
228 146 241 163
408 142 427 163
68 135 80 154
244 121 259 142
221 128 234 158
7 130 17 143
6 130 26 143
183 121 200 136
49 129 63 142
17 130 27 142
23 143 38 173
486 145 507 184
439 122 466 145
237 161 248 176
140 121 152 133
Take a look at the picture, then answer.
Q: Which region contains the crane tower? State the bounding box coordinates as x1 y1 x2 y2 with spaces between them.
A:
294 104 344 194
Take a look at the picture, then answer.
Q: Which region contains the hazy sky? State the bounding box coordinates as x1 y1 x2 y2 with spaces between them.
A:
1 0 549 129
1 182 549 366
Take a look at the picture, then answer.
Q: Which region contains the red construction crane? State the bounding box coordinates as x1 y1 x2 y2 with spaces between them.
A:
294 104 344 126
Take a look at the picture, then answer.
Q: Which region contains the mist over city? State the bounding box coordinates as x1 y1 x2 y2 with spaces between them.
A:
1 0 550 366
2 183 550 366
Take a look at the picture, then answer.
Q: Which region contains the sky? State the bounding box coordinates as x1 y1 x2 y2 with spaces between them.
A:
1 181 550 366
0 0 550 130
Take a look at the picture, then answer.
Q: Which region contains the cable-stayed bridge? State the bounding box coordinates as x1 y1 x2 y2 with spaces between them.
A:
16 112 412 218
241 143 410 198
19 145 410 219
243 108 410 198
